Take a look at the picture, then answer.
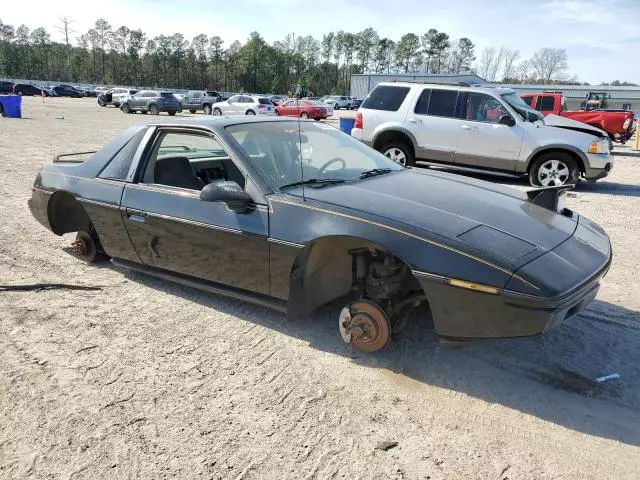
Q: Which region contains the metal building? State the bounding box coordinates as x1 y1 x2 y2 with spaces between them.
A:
351 73 640 111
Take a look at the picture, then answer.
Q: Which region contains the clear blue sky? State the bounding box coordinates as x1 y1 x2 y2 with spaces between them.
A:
3 0 638 84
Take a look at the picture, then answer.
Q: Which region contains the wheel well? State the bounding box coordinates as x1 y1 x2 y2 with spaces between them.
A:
246 109 255 114
287 235 426 319
528 149 585 174
373 130 415 156
47 191 91 236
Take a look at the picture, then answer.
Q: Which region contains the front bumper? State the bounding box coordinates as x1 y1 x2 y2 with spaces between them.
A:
584 152 613 181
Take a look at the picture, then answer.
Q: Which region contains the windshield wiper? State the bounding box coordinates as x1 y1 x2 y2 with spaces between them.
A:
279 178 347 190
359 168 393 179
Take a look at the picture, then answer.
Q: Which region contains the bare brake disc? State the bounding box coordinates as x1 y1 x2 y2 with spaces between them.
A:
339 299 391 353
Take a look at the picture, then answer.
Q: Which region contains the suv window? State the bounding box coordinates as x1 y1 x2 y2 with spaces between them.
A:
361 86 410 112
414 89 431 114
427 89 458 118
540 96 555 111
464 92 509 123
227 95 240 103
521 96 533 107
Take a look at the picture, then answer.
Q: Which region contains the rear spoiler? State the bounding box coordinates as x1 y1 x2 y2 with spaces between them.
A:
526 185 573 212
52 151 97 163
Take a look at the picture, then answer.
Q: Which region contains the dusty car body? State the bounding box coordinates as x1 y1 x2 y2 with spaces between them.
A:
28 118 612 352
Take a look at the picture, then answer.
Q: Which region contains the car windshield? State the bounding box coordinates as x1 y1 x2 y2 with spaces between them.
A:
225 121 404 190
501 92 543 122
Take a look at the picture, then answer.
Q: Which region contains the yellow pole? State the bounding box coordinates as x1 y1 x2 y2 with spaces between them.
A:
634 122 640 151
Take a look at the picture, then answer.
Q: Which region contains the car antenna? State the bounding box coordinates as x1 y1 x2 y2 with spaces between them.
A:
295 84 307 201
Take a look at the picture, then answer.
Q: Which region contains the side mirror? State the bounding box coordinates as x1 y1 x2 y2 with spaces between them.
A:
200 180 252 212
498 114 516 127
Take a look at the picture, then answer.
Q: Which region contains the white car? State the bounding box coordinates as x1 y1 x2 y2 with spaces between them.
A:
323 95 351 110
352 82 613 186
211 95 276 116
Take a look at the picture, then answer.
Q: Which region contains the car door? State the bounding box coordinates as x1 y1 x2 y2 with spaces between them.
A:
224 95 240 115
405 87 459 163
120 127 270 293
454 92 524 172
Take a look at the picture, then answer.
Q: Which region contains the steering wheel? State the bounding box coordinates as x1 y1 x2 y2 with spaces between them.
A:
318 157 346 173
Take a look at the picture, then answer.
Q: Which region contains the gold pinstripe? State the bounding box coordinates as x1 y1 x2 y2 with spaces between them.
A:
270 197 540 291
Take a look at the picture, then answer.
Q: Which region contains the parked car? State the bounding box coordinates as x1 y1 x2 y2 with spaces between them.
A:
12 83 45 96
120 90 180 115
51 85 84 98
180 90 224 114
269 95 287 105
0 80 15 94
350 98 363 109
211 95 276 116
521 91 636 144
352 82 613 187
97 88 139 107
275 99 333 120
323 95 351 110
28 117 612 352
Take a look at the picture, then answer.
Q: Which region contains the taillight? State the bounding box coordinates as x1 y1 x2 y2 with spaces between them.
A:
258 104 264 109
623 118 631 130
354 112 363 129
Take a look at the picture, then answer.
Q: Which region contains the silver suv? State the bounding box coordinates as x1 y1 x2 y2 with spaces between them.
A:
351 82 613 186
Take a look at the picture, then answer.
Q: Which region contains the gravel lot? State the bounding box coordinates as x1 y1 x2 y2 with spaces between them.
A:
1 97 640 480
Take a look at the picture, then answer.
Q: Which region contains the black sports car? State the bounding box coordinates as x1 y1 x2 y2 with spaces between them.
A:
28 118 612 352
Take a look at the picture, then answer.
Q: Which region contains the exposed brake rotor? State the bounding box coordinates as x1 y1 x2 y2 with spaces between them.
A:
339 299 391 353
72 237 88 258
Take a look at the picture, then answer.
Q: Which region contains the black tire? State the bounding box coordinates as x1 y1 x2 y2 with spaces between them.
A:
168 111 176 116
98 98 106 107
189 109 197 114
148 104 159 115
203 104 212 115
379 141 415 167
334 103 339 110
300 111 309 119
114 103 120 108
245 110 255 115
0 102 5 117
120 103 130 114
213 107 222 116
529 151 579 187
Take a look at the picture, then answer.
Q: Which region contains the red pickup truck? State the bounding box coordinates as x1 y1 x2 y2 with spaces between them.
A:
521 92 635 143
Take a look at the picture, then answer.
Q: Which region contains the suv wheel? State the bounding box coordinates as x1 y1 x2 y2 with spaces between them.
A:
246 110 255 115
381 142 414 167
529 152 579 187
203 104 212 115
148 104 159 115
121 103 131 114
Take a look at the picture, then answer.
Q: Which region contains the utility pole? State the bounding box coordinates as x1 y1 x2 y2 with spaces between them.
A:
56 17 74 81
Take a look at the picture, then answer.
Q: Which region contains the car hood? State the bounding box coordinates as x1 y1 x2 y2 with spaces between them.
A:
544 114 607 138
290 169 578 269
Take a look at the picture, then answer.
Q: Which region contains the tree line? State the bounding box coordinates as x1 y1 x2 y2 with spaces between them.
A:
1 18 627 95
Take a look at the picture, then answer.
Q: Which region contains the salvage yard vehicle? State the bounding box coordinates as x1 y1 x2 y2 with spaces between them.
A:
120 90 180 115
521 91 635 144
353 82 613 187
28 117 612 352
323 95 351 110
275 99 333 120
180 90 224 114
97 88 139 107
211 95 275 116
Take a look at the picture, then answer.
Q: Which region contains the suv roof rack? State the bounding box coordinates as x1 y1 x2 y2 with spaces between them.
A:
389 79 489 87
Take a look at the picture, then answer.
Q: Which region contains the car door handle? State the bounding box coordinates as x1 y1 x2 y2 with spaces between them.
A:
127 211 146 223
407 118 422 124
461 124 478 131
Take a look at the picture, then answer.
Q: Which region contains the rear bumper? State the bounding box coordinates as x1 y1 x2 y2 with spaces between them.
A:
28 187 54 232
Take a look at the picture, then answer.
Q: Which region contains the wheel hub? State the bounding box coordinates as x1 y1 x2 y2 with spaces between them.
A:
339 300 391 352
72 238 88 257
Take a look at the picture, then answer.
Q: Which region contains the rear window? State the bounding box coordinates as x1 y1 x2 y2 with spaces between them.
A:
361 86 410 112
99 129 147 181
258 98 272 105
540 96 555 111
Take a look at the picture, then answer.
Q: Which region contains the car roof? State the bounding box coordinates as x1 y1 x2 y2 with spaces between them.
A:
146 117 303 132
376 81 516 96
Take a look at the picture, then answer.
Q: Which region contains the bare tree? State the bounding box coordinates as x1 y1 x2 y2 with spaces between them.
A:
516 61 531 83
501 48 520 81
529 48 569 83
477 47 498 81
55 17 74 80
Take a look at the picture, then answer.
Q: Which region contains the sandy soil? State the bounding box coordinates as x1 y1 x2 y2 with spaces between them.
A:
1 96 639 479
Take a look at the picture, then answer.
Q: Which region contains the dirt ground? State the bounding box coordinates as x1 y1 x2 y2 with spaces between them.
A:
1 97 640 480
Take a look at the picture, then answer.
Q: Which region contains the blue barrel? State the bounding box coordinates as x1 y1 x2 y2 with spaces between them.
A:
0 95 22 118
339 117 355 134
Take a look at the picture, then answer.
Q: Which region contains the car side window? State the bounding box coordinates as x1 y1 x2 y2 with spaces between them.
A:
414 89 431 114
540 96 555 111
99 129 147 180
427 89 458 118
464 93 509 123
142 131 246 191
228 95 239 103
